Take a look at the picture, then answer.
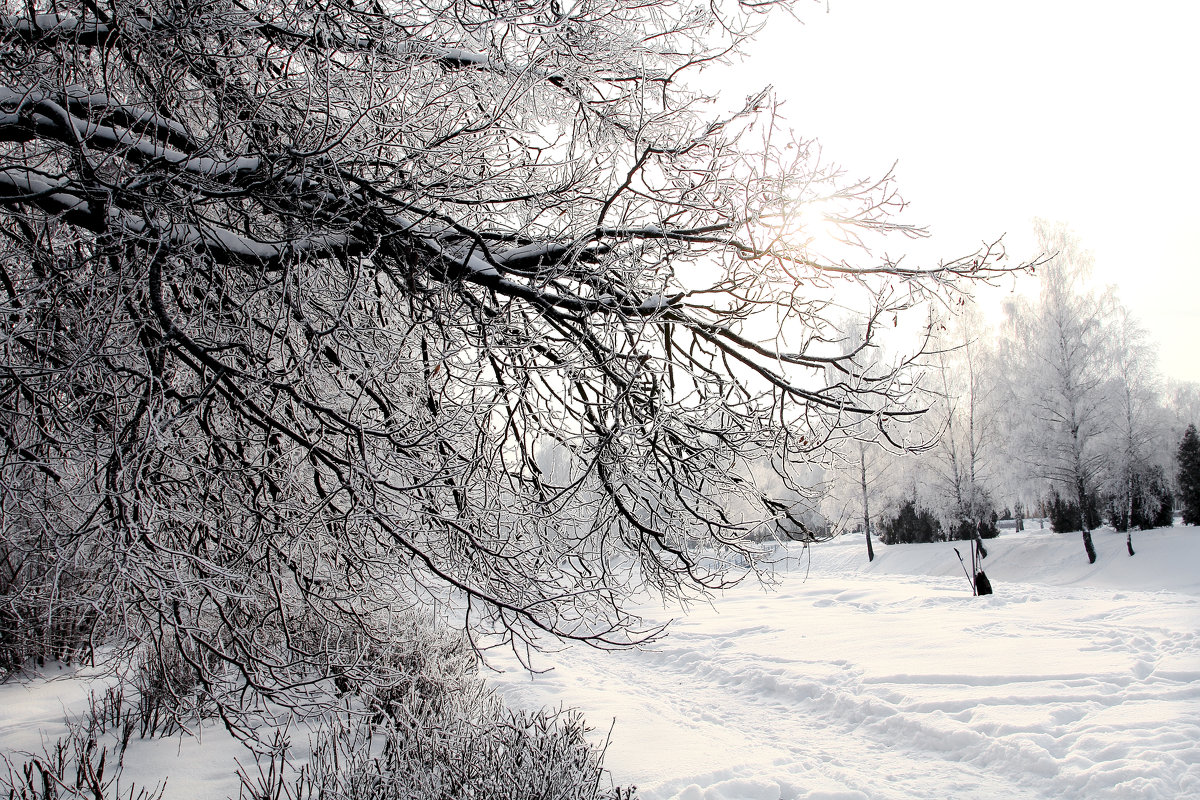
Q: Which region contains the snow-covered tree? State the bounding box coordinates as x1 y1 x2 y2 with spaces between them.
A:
822 317 913 562
1002 221 1113 563
0 0 1023 709
1103 304 1165 552
1165 380 1200 447
928 308 1000 535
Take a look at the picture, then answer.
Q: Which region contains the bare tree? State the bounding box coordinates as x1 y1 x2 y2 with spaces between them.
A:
0 0 1021 710
825 317 910 562
1003 221 1112 563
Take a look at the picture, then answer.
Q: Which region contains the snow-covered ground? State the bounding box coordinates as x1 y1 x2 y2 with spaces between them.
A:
490 526 1200 800
2 526 1197 799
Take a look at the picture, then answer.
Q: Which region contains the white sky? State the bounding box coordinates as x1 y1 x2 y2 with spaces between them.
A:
717 0 1200 382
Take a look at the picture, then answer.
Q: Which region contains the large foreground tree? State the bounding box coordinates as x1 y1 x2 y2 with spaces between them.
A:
0 0 1019 709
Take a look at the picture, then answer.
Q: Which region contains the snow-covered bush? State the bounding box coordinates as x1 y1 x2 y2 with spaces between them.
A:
347 611 480 722
233 697 633 800
346 691 625 800
231 615 632 800
323 614 630 799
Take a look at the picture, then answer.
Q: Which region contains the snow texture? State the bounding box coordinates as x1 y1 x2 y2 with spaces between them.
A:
490 526 1200 800
1 526 1197 799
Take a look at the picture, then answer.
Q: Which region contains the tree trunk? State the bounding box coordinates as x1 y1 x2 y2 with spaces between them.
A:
1078 480 1097 564
860 445 874 562
1081 530 1097 563
1126 531 1135 557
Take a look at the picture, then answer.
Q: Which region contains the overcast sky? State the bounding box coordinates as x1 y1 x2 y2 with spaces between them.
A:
718 0 1200 383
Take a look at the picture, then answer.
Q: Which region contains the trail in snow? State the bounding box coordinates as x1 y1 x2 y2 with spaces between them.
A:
489 528 1200 800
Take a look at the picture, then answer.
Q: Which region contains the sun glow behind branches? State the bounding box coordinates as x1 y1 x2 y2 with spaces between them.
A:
793 198 843 255
786 193 889 270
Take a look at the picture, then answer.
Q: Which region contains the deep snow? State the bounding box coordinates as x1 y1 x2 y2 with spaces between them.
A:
1 526 1197 799
490 526 1200 800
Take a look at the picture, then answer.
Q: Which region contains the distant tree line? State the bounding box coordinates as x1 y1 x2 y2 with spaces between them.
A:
834 221 1200 561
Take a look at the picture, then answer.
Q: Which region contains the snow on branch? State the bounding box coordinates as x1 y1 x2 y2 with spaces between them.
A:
0 0 1034 703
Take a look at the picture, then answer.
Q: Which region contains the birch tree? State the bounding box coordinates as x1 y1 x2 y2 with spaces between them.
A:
1004 221 1112 563
0 0 1021 709
929 308 999 534
827 317 904 563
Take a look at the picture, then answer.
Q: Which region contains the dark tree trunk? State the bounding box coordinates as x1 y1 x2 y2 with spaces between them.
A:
860 446 874 562
1078 481 1097 564
1081 530 1097 564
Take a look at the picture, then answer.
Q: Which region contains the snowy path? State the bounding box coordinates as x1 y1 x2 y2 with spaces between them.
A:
490 530 1200 800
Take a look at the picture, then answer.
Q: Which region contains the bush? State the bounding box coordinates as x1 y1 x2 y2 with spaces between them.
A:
231 612 633 800
951 511 999 542
3 612 631 800
978 513 1000 539
1048 490 1102 533
349 611 481 722
880 501 942 545
360 693 622 800
231 696 634 800
1107 465 1175 532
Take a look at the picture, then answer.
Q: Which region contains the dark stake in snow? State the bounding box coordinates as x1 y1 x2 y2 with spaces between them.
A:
954 538 992 597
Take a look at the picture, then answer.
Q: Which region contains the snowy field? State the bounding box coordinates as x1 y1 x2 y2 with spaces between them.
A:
490 526 1200 800
1 526 1197 799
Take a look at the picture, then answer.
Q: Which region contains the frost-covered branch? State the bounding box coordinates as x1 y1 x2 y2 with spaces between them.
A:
0 0 1029 714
